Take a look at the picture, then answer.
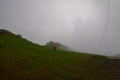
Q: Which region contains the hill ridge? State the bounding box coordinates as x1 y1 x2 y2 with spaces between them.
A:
0 29 15 35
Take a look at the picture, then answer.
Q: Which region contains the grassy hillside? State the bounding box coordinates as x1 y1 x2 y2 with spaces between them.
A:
0 29 119 80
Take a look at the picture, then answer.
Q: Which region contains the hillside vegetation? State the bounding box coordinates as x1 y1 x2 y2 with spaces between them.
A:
0 29 119 80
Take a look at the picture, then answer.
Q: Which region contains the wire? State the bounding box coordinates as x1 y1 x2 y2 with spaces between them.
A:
97 0 110 53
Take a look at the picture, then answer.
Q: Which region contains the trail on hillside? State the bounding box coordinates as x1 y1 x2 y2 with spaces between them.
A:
102 59 120 80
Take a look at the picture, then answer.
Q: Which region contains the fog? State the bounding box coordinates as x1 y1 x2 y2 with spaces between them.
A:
0 0 120 56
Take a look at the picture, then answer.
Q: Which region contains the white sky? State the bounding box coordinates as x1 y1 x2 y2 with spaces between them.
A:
0 0 120 56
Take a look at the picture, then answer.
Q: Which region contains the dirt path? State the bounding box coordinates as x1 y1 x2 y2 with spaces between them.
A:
103 59 120 80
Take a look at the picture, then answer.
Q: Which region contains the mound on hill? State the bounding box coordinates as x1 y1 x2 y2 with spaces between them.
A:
0 29 14 35
46 41 73 51
0 29 120 80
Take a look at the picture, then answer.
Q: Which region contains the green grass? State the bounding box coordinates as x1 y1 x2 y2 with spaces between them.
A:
0 30 109 80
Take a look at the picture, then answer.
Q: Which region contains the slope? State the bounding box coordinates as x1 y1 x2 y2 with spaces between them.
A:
0 29 119 80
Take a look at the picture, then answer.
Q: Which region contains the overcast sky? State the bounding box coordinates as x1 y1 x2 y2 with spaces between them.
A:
0 0 120 56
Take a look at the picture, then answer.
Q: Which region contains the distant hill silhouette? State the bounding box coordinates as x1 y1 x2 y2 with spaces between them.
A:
46 41 73 51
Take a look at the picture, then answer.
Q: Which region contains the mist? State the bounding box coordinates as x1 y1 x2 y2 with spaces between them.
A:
0 0 120 56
